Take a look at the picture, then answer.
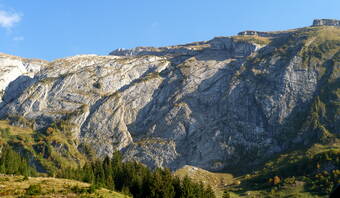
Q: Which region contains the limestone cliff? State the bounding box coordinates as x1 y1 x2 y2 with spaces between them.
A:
312 19 340 27
0 21 339 171
0 53 46 106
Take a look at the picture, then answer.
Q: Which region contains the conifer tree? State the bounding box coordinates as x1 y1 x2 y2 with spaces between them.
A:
0 144 36 176
181 176 195 198
57 151 216 198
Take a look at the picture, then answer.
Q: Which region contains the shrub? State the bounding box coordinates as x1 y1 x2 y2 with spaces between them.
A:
283 176 296 185
71 185 87 194
93 82 102 89
223 191 231 198
87 184 98 194
0 127 10 138
26 184 42 195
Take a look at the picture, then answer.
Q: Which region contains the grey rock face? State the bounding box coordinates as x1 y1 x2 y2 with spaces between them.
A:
0 53 47 108
312 19 340 27
237 31 270 37
0 24 336 171
110 37 259 58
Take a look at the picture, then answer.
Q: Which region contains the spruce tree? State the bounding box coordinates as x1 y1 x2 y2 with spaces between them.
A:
181 176 195 198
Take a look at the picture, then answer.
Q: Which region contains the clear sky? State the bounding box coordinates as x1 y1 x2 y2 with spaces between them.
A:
0 0 339 61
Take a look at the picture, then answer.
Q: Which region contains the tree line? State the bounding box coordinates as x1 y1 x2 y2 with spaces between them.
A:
0 133 216 198
0 144 36 177
58 151 216 198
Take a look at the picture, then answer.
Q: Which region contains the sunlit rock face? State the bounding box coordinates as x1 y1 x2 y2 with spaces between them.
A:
0 53 47 108
312 19 340 27
0 21 339 171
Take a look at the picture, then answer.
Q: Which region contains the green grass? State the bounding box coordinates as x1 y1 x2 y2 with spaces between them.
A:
224 140 340 197
232 35 272 46
298 26 340 71
0 120 33 136
0 119 88 175
0 174 130 198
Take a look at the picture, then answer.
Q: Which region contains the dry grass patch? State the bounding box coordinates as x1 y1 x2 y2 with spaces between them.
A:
0 120 33 136
232 35 272 46
0 174 129 198
174 165 234 198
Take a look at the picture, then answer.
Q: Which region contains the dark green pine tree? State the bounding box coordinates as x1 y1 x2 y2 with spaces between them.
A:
93 160 105 186
57 151 216 198
195 181 205 198
181 176 195 198
147 168 175 198
103 156 114 189
159 168 175 198
82 162 95 183
204 185 216 198
0 144 35 176
172 176 182 198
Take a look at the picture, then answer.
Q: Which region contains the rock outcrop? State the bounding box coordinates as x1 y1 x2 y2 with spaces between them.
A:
0 53 47 108
237 30 270 37
0 20 339 171
312 19 340 27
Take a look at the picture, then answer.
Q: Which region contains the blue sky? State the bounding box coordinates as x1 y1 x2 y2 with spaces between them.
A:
0 0 339 60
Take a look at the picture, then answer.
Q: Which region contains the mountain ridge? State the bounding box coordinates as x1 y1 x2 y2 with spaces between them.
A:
0 20 339 174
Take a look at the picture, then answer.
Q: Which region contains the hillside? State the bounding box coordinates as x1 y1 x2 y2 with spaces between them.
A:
174 165 234 197
223 140 340 197
0 19 339 197
0 174 128 198
0 119 88 174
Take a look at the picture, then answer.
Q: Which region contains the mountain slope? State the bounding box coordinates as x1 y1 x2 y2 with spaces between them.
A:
174 165 234 197
0 20 339 174
0 53 46 107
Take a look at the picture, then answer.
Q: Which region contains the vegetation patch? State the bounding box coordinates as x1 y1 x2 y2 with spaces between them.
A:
0 175 127 197
232 35 272 46
175 165 234 198
58 152 217 198
224 140 340 197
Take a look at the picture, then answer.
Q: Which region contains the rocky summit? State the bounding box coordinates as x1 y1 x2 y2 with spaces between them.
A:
312 19 340 27
0 20 339 172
